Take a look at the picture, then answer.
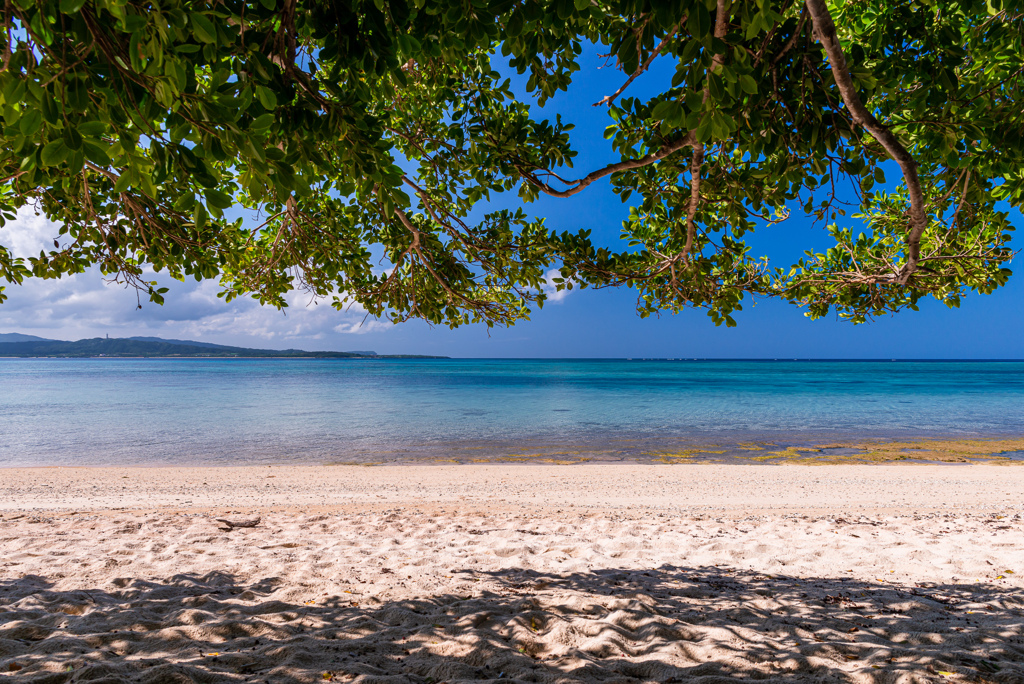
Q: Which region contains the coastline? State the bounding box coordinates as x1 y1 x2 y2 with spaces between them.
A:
4 435 1024 469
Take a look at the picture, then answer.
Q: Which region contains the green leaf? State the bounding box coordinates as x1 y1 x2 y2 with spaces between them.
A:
256 86 277 110
396 33 411 56
707 72 725 101
41 97 58 125
2 78 26 104
738 75 758 94
173 194 195 212
194 202 208 229
82 140 111 166
78 121 107 138
122 13 147 32
40 140 69 167
63 127 83 151
191 13 217 44
651 101 675 121
507 11 523 38
113 172 132 193
687 3 711 38
138 172 156 197
58 0 87 14
710 111 731 138
205 189 233 209
250 113 275 130
18 109 42 136
695 117 712 143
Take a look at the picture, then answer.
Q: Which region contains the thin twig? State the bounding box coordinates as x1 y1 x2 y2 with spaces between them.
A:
594 17 686 107
770 5 808 67
521 133 695 198
950 171 970 229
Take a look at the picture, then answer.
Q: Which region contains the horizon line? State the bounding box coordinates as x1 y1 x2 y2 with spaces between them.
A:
3 355 1024 362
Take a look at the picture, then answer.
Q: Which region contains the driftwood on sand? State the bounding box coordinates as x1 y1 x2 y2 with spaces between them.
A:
215 516 261 529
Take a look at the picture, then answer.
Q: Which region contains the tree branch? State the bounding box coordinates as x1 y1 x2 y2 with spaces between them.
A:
393 205 464 305
950 170 970 230
770 4 808 67
683 0 730 263
805 0 928 283
520 133 695 198
594 17 686 107
684 144 703 262
0 169 28 185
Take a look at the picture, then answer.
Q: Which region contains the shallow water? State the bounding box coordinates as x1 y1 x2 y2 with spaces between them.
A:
1 358 1022 466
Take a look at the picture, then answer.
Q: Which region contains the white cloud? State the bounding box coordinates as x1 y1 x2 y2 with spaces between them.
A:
0 207 394 349
542 268 574 303
334 319 392 335
3 204 71 258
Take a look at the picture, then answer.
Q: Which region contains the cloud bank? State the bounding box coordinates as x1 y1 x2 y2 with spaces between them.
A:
0 207 391 347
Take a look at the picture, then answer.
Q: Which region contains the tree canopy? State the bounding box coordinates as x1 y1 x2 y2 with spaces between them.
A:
0 0 1021 327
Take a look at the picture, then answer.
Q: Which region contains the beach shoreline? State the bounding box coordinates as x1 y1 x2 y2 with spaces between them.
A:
5 434 1024 469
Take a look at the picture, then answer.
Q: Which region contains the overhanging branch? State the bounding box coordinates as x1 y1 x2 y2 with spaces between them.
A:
805 0 928 283
521 133 695 198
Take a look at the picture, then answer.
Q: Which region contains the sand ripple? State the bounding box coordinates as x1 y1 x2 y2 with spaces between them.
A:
2 505 1024 683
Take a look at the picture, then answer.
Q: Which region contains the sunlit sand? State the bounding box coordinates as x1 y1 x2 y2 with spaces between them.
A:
2 464 1022 682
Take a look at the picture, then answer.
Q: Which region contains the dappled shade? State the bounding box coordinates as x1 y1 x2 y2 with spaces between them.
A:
2 565 1022 683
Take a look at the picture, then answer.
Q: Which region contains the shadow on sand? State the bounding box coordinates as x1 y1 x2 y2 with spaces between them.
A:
1 565 1022 683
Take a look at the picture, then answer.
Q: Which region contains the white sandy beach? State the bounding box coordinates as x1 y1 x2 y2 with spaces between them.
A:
2 464 1023 683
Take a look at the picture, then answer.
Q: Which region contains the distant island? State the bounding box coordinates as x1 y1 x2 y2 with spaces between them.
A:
0 333 446 359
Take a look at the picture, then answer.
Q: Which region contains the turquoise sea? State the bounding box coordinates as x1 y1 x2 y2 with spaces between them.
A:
1 359 1023 467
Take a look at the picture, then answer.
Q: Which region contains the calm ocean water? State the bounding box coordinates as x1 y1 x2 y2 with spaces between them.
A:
1 359 1022 467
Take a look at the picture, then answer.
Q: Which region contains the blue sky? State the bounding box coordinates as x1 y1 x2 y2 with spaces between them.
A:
1 45 1021 358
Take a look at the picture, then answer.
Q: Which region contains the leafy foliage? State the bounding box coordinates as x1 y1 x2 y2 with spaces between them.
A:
0 0 1021 327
